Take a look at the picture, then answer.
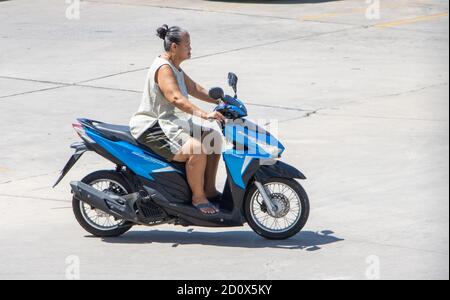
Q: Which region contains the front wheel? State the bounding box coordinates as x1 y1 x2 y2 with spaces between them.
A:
244 178 310 240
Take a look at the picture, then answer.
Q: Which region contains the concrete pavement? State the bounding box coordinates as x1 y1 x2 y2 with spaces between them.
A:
0 0 448 279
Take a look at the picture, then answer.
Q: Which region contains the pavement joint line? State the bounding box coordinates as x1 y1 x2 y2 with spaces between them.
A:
328 81 450 109
317 113 449 122
0 75 71 86
0 173 51 185
75 66 149 84
240 103 312 112
1 30 445 113
75 83 142 94
73 82 318 112
374 82 449 98
77 26 360 84
2 25 364 89
276 80 450 123
3 77 446 119
0 75 318 112
62 83 320 112
188 26 363 61
300 82 450 117
0 85 69 100
1 77 446 122
64 2 444 96
0 194 71 203
275 108 325 124
66 31 348 85
83 0 304 21
279 107 449 123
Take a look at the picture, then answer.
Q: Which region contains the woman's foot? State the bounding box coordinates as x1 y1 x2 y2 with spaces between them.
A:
192 196 218 215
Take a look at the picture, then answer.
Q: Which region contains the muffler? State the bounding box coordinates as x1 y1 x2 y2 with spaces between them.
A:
70 181 138 222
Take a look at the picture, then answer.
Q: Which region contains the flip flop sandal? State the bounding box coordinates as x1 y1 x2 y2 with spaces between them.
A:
193 202 219 215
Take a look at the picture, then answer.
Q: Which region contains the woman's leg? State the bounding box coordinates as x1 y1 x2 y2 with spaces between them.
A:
202 129 223 197
172 137 216 214
204 154 221 197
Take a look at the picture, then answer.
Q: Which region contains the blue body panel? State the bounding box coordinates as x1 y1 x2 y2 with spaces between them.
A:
85 128 179 180
222 119 285 189
222 152 253 189
223 119 284 158
83 114 284 190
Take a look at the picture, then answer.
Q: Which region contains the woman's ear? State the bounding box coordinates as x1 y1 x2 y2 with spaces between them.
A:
170 42 178 53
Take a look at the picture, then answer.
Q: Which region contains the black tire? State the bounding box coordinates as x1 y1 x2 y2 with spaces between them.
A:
72 170 134 237
244 177 310 240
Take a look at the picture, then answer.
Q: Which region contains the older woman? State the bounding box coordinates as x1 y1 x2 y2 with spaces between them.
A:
130 25 225 215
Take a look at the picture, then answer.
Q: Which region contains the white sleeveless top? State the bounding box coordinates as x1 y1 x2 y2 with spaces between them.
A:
129 56 192 139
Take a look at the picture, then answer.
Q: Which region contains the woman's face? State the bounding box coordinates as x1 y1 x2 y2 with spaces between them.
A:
172 32 191 61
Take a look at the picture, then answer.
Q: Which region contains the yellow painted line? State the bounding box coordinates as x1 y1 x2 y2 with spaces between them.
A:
298 2 439 23
301 12 348 21
300 7 368 21
374 12 449 28
298 2 407 22
0 166 9 173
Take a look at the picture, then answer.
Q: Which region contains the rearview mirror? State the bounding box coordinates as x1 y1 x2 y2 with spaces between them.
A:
227 72 238 98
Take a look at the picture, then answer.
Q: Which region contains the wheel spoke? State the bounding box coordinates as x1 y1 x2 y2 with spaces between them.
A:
250 182 303 233
80 179 127 230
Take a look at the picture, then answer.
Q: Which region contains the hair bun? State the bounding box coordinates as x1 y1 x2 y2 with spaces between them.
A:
156 24 169 39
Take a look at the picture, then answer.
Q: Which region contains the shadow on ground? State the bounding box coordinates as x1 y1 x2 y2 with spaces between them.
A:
100 229 343 251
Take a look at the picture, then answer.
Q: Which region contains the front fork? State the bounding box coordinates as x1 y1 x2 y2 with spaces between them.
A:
254 180 277 215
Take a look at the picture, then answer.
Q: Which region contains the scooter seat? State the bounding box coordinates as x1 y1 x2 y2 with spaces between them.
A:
95 123 137 146
93 123 186 173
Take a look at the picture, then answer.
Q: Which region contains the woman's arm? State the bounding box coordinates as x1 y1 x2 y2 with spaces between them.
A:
157 65 224 121
184 72 220 105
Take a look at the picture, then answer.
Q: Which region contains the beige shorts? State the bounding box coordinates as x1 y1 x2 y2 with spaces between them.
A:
137 121 192 161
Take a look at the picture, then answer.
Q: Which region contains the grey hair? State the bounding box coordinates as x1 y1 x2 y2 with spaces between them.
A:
156 24 188 51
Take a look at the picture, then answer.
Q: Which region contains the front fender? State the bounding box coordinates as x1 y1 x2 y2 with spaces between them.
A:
255 161 306 181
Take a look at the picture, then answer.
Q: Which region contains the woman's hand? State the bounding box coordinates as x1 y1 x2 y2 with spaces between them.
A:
203 111 226 123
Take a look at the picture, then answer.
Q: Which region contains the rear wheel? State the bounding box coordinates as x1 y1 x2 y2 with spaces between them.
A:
72 170 134 237
244 178 309 240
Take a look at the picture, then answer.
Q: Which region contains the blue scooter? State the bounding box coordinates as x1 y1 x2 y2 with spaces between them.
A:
54 72 309 240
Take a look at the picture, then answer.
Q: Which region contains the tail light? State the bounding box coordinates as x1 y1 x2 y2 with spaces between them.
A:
72 123 94 143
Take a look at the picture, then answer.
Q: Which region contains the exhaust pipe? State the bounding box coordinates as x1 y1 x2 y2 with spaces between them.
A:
70 181 138 222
